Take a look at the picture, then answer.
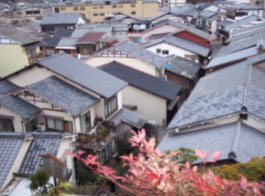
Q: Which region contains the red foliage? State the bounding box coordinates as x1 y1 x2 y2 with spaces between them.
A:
67 129 265 196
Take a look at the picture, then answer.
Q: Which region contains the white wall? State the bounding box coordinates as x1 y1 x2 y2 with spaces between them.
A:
146 42 198 62
122 85 167 126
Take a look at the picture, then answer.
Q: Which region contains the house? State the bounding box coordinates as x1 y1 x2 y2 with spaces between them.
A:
127 19 184 44
0 132 75 194
85 41 167 78
158 56 265 163
165 55 201 92
42 37 61 57
40 12 86 33
2 53 148 165
144 30 211 64
99 61 182 126
51 0 158 23
0 25 42 78
216 15 261 43
226 3 263 21
205 33 265 70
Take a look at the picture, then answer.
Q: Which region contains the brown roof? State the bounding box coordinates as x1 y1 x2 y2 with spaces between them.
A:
77 32 105 44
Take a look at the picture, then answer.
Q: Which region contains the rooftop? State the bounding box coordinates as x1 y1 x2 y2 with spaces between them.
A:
0 80 18 95
159 121 265 163
100 61 181 100
76 32 105 44
18 132 63 176
41 12 82 25
168 61 265 129
37 53 127 98
0 25 40 45
28 76 99 117
0 95 40 120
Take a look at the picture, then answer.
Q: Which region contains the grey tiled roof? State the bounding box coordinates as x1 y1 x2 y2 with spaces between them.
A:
0 80 18 94
223 15 258 31
28 76 99 117
114 41 167 69
109 108 147 129
228 26 265 43
42 37 61 47
41 13 82 25
0 133 24 189
38 53 127 98
99 61 181 100
206 46 258 69
0 25 40 45
166 56 201 79
56 37 78 48
18 132 62 176
158 121 265 163
231 3 262 10
215 34 265 58
0 95 40 119
167 62 265 129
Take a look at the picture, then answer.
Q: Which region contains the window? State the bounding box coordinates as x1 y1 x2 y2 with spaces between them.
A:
74 7 79 11
162 50 169 55
27 48 36 59
0 118 14 132
99 5 104 8
46 49 55 56
156 49 161 53
105 1 111 5
93 5 98 9
100 13 105 16
61 7 66 10
83 47 89 55
54 7 60 13
81 6 85 10
46 118 73 132
131 4 136 7
112 4 117 8
81 111 91 133
131 11 136 15
104 95 118 117
93 13 98 16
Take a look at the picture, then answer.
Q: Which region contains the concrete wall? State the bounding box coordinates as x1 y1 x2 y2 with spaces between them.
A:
122 85 167 126
0 44 29 78
85 57 159 77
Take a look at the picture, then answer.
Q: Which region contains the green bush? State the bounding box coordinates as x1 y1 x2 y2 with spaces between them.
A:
29 169 50 194
212 156 265 181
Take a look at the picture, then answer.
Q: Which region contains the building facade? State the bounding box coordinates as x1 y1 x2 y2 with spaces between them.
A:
52 0 158 23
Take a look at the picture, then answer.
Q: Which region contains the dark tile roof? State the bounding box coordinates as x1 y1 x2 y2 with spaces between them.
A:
41 13 82 25
54 29 74 38
0 25 40 45
108 108 147 129
18 132 62 176
159 121 265 163
42 37 61 47
165 56 200 79
99 61 181 100
76 32 105 44
0 133 24 189
0 95 40 120
167 61 265 129
37 53 127 98
0 80 18 94
28 76 99 117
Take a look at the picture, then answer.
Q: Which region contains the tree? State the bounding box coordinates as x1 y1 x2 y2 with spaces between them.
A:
67 129 265 196
29 169 50 194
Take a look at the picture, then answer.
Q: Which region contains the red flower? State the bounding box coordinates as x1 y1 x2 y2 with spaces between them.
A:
147 173 160 185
